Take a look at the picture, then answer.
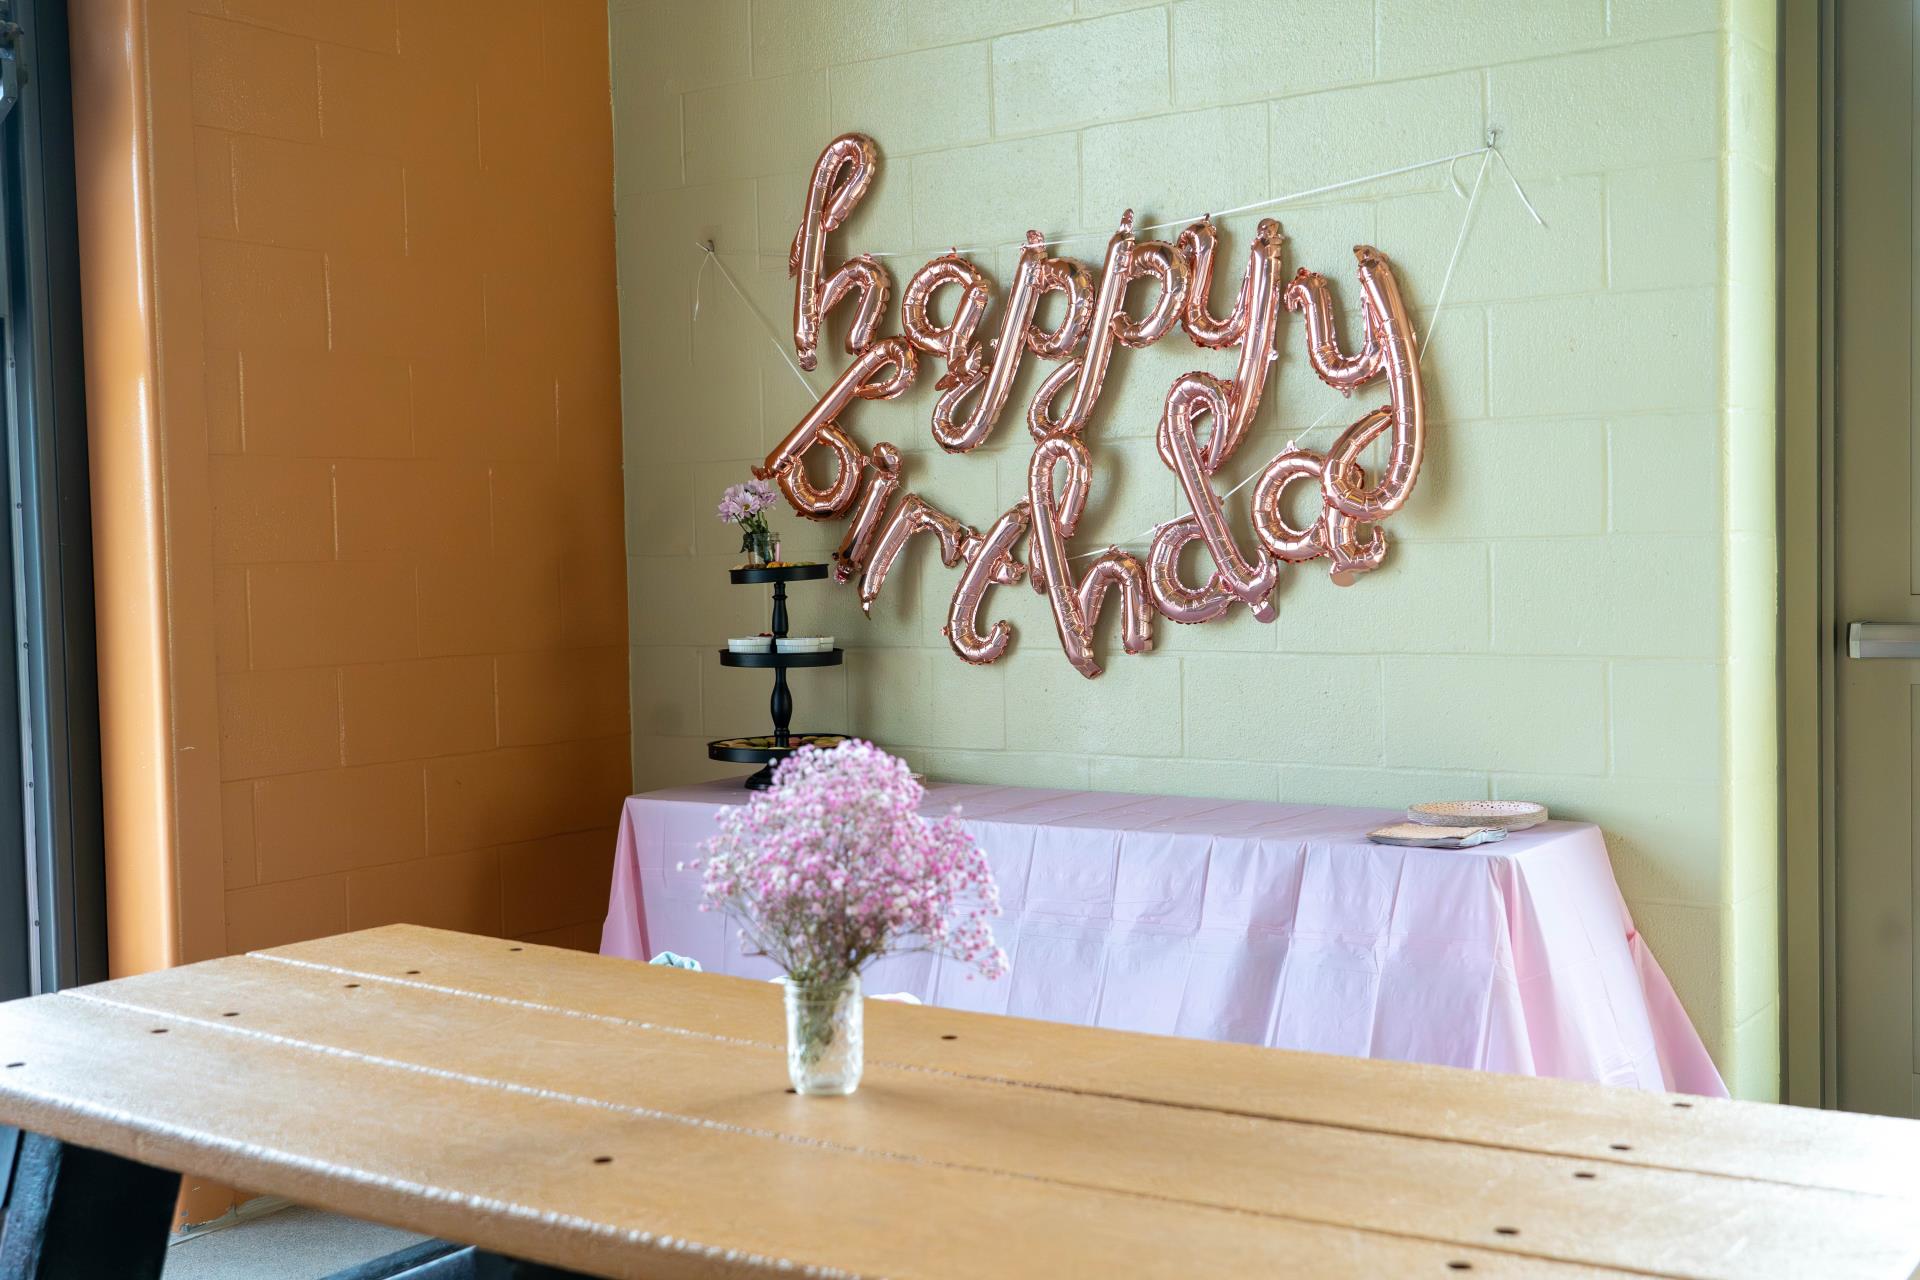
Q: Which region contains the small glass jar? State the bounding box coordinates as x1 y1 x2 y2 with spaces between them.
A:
783 973 863 1096
748 526 777 566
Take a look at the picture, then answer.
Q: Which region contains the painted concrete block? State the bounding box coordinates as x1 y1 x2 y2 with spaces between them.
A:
1607 160 1719 291
1488 289 1717 418
1007 649 1183 755
834 43 993 155
1271 539 1490 654
1413 420 1606 539
1376 0 1603 78
684 71 831 184
1608 415 1720 535
751 0 911 76
1269 72 1484 199
1172 0 1371 109
1490 37 1718 178
993 8 1170 135
1184 652 1383 766
1610 659 1724 782
911 133 1081 250
1081 103 1268 226
1384 656 1605 774
1491 535 1720 659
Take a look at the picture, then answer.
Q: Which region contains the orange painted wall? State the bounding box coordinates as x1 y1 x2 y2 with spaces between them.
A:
71 0 630 988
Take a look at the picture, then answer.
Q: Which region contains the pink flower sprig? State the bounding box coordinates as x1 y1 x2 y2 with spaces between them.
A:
687 741 1007 988
716 478 777 527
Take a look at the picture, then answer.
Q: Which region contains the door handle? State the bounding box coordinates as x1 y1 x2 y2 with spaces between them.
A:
1847 622 1920 658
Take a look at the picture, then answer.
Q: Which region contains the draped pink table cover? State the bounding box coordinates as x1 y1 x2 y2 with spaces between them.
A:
601 780 1727 1096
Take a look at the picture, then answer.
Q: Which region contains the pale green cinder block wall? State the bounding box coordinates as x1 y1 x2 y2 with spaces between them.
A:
609 0 1780 1098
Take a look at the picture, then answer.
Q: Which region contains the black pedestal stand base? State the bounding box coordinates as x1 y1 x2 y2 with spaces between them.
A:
706 563 848 789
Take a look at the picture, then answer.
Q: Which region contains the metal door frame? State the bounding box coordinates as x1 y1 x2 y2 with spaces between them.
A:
1778 0 1835 1109
0 0 105 1000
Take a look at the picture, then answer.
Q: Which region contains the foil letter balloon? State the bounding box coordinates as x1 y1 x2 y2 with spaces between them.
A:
790 134 884 371
833 443 903 582
1152 373 1277 614
1026 436 1154 678
1028 214 1134 441
1177 217 1252 349
903 254 991 375
931 232 1088 454
817 254 891 358
758 337 916 519
946 500 1032 665
1320 248 1425 522
1210 219 1286 472
1146 516 1231 626
858 494 976 615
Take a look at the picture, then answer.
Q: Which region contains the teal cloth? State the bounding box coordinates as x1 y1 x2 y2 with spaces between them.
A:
647 950 703 971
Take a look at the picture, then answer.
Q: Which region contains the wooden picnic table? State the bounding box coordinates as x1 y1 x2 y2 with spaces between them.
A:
0 924 1915 1279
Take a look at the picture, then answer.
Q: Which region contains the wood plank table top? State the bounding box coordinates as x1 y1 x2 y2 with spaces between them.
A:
0 926 1915 1280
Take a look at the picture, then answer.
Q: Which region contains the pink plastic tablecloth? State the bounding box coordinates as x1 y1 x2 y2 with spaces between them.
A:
601 780 1726 1095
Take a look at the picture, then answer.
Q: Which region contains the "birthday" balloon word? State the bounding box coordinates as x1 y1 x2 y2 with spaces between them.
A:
755 134 1427 679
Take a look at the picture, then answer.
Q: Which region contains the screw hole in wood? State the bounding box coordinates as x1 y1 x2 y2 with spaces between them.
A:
405 970 421 975
1573 1171 1597 1180
1494 1227 1518 1237
1609 1143 1631 1151
222 1012 239 1018
592 1156 613 1165
940 1034 958 1041
1447 1263 1472 1272
344 983 360 989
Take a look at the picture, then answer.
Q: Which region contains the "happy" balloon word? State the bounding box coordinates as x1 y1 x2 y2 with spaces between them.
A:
754 134 1427 679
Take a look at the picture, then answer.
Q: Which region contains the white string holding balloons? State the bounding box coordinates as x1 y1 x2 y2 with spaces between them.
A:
689 129 1545 562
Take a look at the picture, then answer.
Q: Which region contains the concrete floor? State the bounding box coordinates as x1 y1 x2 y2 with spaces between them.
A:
163 1205 429 1279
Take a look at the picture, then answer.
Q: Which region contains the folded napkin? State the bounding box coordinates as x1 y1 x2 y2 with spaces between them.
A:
648 950 704 971
1367 822 1508 849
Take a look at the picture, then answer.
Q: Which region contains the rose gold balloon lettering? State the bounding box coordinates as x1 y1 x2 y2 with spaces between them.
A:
790 134 882 372
1026 437 1154 678
1320 248 1424 522
858 494 976 616
832 443 902 582
1155 374 1276 610
763 134 1433 674
758 338 916 518
945 500 1032 665
928 233 1055 453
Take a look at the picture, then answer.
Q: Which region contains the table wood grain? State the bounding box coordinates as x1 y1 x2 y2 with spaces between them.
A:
0 925 1914 1279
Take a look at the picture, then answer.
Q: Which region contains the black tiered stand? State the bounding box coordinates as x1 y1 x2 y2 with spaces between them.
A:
707 563 847 789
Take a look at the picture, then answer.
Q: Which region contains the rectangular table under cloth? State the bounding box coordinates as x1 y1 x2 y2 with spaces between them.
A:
1 927 1919 1279
602 781 1727 1096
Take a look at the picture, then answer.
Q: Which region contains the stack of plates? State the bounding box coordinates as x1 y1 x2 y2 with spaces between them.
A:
1407 800 1547 831
727 636 771 653
775 636 834 653
1368 800 1547 850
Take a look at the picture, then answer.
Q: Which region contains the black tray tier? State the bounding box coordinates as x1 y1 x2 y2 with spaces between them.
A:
729 562 830 585
717 647 843 669
706 732 851 764
708 733 852 788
